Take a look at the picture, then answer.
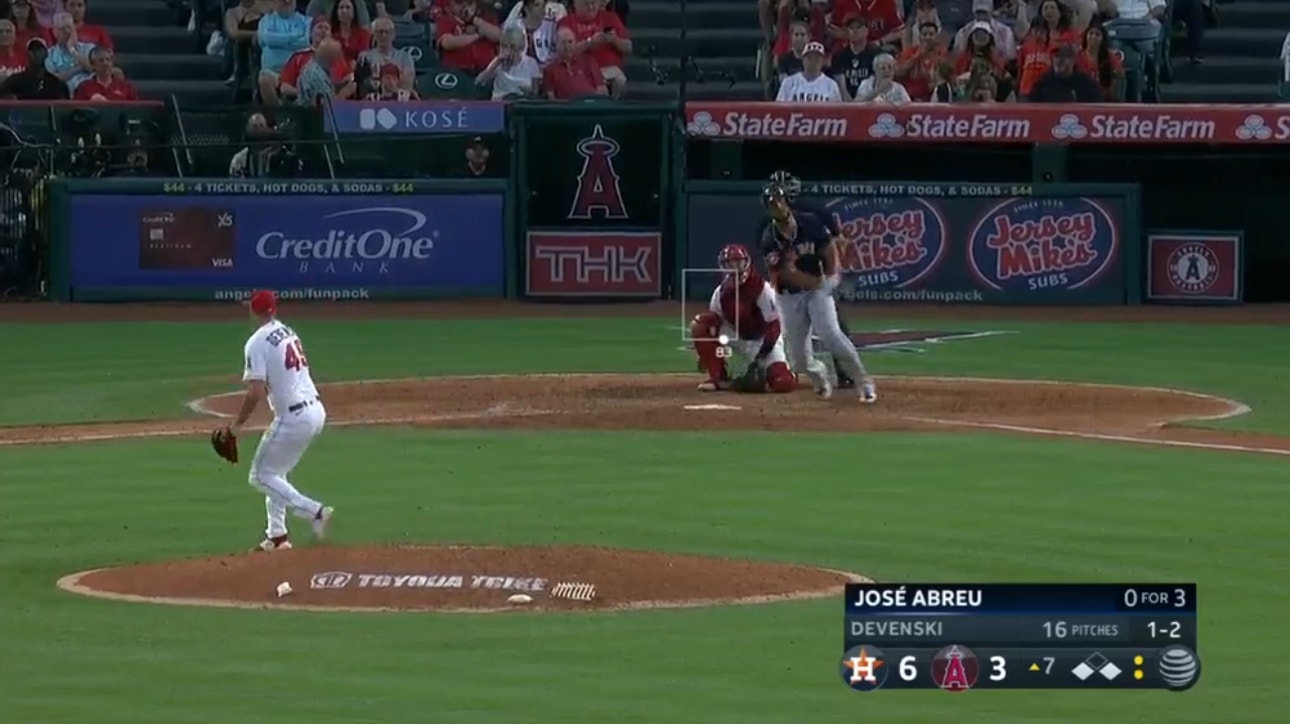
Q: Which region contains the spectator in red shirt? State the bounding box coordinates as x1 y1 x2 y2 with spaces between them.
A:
895 21 944 101
10 0 44 48
72 46 137 100
541 25 605 99
328 0 371 62
367 62 419 100
47 0 110 50
436 0 501 74
830 0 904 50
273 18 352 104
558 0 631 97
0 20 28 79
1079 23 1123 100
768 0 825 58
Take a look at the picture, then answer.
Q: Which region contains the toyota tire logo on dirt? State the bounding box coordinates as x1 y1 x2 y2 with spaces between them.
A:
967 197 1119 292
827 196 947 291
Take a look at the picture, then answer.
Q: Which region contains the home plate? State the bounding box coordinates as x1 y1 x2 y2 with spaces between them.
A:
684 404 742 411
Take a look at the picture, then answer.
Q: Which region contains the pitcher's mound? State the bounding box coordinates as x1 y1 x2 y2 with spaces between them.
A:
58 545 866 613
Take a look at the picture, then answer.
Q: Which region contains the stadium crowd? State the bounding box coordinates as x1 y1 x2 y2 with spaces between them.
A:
763 0 1212 104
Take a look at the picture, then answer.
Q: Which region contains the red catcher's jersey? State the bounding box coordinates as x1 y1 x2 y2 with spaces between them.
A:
709 272 780 340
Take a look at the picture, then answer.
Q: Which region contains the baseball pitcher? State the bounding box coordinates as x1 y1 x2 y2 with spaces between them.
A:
764 169 858 390
214 290 334 551
759 182 876 402
690 244 796 393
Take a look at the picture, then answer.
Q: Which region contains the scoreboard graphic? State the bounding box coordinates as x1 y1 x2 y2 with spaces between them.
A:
840 584 1199 692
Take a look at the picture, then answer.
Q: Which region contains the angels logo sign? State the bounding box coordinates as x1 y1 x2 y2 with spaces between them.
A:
967 197 1119 293
568 124 628 220
930 644 980 693
823 196 948 291
1167 243 1220 293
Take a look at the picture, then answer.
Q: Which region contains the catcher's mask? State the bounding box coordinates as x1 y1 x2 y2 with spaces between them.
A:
762 182 792 222
769 170 802 199
718 244 753 283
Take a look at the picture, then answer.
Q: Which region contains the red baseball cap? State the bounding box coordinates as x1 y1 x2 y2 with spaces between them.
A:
248 290 277 316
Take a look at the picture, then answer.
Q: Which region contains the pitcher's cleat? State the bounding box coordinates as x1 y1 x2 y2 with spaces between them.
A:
859 380 877 404
254 535 291 552
312 506 334 539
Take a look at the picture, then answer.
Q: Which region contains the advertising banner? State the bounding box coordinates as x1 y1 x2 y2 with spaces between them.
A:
326 100 506 135
1145 230 1243 304
526 231 661 297
684 182 1138 305
684 102 1290 145
58 180 506 300
516 109 669 299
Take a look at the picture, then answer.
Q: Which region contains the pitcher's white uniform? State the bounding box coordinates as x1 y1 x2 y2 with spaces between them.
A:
243 319 327 540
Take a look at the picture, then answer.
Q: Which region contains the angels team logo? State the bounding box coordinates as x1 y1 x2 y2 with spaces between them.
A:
823 196 948 291
931 645 979 692
1166 243 1220 294
967 197 1119 293
568 124 628 221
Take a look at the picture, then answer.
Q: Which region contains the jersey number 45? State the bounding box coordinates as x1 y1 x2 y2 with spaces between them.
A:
284 340 310 371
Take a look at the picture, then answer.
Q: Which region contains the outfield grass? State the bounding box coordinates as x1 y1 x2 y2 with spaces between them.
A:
0 315 1285 723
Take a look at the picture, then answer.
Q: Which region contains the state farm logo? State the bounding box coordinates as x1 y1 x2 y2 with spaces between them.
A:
1166 243 1219 293
868 113 904 138
1236 115 1272 141
828 196 947 291
1051 114 1088 140
686 111 721 137
968 198 1119 293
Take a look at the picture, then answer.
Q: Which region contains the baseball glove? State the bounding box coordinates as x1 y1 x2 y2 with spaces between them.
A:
730 362 768 393
210 427 239 464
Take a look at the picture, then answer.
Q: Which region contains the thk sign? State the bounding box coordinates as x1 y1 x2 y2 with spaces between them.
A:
526 231 662 298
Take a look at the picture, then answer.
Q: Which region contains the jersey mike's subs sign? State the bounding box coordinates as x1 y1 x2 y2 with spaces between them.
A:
51 179 508 302
683 182 1139 305
684 102 1290 145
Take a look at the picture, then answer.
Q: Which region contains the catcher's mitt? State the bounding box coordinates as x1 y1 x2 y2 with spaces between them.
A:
729 362 768 393
210 427 239 464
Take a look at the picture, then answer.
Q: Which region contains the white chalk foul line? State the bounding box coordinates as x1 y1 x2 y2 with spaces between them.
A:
0 404 550 447
901 416 1290 457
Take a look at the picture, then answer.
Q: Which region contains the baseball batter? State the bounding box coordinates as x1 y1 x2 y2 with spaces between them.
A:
759 183 876 402
225 290 333 551
690 244 796 393
761 170 858 390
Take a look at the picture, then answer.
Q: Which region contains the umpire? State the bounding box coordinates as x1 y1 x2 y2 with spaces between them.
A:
757 170 857 389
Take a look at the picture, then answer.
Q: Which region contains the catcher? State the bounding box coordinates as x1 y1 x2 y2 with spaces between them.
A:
690 244 796 393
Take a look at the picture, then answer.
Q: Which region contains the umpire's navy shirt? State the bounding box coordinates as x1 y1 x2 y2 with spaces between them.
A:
759 209 834 295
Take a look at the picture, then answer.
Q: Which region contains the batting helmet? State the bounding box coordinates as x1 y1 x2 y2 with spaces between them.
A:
769 170 802 198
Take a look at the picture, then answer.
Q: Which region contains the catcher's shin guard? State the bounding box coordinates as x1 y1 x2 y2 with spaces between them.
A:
765 361 796 393
691 312 729 384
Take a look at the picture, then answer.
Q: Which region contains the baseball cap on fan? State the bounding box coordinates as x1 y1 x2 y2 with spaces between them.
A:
247 290 278 316
803 41 826 56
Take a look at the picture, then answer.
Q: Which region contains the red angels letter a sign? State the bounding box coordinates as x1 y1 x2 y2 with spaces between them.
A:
568 124 628 220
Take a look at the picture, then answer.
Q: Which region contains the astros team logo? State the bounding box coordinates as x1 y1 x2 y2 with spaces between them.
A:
1167 243 1220 294
839 645 889 692
930 644 979 692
